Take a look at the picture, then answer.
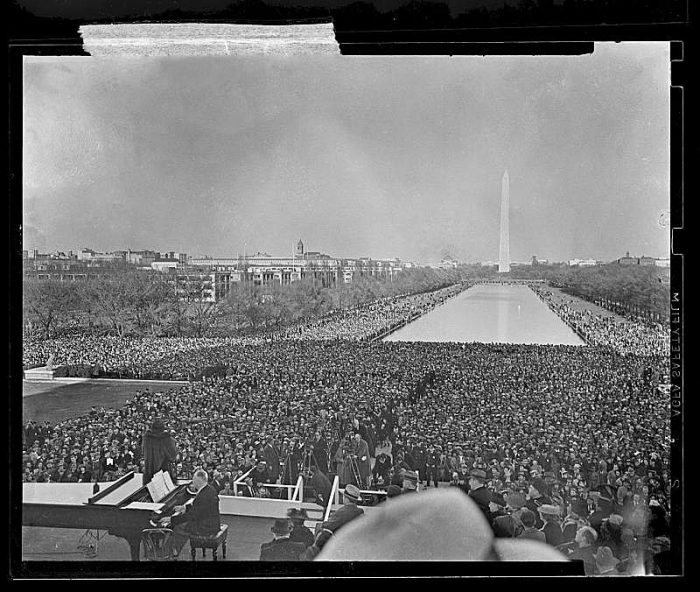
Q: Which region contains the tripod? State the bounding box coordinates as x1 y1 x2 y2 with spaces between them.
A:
346 454 363 489
301 447 319 475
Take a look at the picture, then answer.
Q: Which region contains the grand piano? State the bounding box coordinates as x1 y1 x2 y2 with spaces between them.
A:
23 471 195 561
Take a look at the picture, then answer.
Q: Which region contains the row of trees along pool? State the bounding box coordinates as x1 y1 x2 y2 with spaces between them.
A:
23 266 465 339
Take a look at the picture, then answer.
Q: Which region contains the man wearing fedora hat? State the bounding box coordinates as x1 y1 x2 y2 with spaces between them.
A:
468 468 492 520
260 518 307 561
322 483 365 535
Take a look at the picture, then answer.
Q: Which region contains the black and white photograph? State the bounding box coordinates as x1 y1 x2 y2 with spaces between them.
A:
12 6 683 578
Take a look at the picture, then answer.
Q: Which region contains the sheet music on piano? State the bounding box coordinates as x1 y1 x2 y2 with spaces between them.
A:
163 471 176 493
146 470 177 503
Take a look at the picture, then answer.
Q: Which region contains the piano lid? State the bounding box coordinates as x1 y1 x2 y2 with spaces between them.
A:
92 473 144 506
23 473 145 507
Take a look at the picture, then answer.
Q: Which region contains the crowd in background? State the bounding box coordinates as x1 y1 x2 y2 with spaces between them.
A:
531 285 670 357
276 283 466 341
22 283 466 377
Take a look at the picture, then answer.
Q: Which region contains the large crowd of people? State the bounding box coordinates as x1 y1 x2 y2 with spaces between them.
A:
22 283 467 377
276 283 467 341
531 285 670 358
21 281 672 572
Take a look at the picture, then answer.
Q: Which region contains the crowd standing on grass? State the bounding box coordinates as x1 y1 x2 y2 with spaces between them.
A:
21 282 672 573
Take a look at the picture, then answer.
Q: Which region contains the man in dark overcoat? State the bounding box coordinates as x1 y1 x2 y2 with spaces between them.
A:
260 519 306 561
468 468 493 522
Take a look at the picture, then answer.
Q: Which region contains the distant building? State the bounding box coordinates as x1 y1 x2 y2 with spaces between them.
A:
439 257 458 269
151 260 181 273
189 241 405 290
618 251 639 266
25 241 407 297
568 258 597 267
616 252 664 267
655 258 671 268
76 248 124 264
126 249 158 266
157 251 188 263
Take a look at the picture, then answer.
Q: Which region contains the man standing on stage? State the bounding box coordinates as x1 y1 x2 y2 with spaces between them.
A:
353 432 371 489
262 436 280 484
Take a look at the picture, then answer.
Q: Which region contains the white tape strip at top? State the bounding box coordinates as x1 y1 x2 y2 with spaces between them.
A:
79 22 339 57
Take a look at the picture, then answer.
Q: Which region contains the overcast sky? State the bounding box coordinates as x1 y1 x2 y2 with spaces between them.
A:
23 43 670 264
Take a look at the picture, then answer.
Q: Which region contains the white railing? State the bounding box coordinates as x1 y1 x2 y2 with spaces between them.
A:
232 467 304 501
291 474 304 502
232 466 255 496
324 475 339 522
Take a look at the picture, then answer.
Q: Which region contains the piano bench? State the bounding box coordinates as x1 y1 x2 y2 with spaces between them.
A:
189 524 228 561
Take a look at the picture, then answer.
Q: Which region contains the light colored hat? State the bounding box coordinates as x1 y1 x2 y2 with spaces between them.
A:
343 484 362 502
317 489 568 562
537 504 561 517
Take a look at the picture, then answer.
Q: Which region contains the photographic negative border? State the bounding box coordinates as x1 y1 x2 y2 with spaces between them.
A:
8 1 688 580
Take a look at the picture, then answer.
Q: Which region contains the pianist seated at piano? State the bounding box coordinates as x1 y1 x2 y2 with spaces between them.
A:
159 468 221 558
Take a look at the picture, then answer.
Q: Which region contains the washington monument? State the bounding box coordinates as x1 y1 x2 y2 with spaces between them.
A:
498 170 511 273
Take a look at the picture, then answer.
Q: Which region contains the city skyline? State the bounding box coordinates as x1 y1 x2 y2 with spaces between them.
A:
23 43 671 265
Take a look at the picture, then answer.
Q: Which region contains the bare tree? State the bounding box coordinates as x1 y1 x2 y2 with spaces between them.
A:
23 279 81 339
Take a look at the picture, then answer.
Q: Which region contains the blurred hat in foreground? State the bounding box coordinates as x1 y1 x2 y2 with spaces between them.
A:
317 489 568 562
343 484 362 502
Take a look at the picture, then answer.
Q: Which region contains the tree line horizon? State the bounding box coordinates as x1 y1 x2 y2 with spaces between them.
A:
22 262 669 340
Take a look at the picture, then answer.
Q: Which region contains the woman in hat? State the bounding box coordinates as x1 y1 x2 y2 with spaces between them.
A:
562 498 590 544
141 417 179 485
538 504 564 548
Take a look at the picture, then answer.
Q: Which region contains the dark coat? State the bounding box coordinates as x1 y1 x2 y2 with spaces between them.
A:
251 466 271 485
541 521 565 547
170 483 220 536
525 498 546 529
518 527 547 543
324 503 364 534
142 428 178 485
263 444 280 483
259 537 307 561
353 438 371 481
309 470 333 505
310 437 329 475
468 485 492 520
289 524 315 548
